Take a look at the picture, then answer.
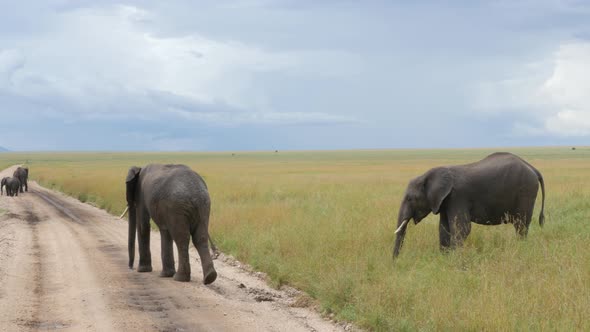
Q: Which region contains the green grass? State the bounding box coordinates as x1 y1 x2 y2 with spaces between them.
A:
2 147 589 330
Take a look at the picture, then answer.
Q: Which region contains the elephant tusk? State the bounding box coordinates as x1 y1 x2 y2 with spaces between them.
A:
119 206 129 219
395 219 409 234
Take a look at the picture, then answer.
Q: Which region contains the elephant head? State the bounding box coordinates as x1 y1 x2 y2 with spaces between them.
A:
125 166 141 269
393 167 453 258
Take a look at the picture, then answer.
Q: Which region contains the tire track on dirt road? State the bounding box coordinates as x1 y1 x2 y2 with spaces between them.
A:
0 166 350 331
30 187 213 331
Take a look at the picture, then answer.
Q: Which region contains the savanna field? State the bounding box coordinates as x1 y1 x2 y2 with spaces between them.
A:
1 147 589 330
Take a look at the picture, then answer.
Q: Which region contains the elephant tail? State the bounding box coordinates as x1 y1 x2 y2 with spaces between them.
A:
519 157 545 227
537 170 545 227
527 162 545 227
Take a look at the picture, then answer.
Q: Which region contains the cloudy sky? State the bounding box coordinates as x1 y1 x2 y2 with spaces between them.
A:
1 1 589 151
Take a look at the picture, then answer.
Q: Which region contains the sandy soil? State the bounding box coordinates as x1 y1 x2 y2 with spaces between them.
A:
0 166 351 332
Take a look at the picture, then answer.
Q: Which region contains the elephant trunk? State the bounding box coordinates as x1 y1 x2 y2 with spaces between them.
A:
128 205 136 269
393 202 412 259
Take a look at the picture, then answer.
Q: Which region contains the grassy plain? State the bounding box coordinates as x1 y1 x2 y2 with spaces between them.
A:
1 147 589 330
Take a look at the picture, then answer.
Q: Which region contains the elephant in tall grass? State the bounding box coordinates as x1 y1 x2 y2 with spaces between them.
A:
393 152 545 258
13 166 28 193
125 164 217 284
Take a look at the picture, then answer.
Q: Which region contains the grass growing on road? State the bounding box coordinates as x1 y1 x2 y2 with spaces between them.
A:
3 147 590 330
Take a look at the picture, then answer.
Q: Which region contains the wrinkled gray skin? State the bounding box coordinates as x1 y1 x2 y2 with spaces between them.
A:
1 177 21 197
13 167 28 193
393 152 545 258
126 164 217 284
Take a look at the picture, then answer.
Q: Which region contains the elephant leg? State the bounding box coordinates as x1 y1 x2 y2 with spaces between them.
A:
137 207 152 272
24 180 27 192
513 211 532 239
514 198 535 238
192 211 217 285
439 211 451 251
164 216 191 282
513 213 527 238
448 209 471 248
171 232 191 282
159 229 175 278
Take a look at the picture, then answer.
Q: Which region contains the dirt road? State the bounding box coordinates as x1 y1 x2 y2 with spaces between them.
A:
0 166 346 331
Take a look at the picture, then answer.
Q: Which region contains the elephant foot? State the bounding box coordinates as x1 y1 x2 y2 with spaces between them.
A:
173 272 191 282
439 246 451 253
160 269 176 278
137 265 153 273
203 269 217 285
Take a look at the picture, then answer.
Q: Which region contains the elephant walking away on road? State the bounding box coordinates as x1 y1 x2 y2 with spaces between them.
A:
393 152 545 258
125 164 217 284
13 167 29 193
1 177 21 197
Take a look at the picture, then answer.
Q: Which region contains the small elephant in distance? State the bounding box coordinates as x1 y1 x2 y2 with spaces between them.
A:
13 166 29 193
1 177 21 197
393 152 546 258
1 177 7 195
125 164 217 284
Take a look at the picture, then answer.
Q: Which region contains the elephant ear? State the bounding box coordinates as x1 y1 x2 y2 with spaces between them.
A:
424 167 453 214
126 166 141 206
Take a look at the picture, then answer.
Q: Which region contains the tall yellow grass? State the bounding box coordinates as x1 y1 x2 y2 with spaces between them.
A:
2 147 589 330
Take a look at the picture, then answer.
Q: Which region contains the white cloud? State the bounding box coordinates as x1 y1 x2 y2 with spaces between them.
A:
0 4 359 126
544 110 590 135
539 42 590 135
0 49 24 73
0 49 25 88
170 108 357 126
474 40 590 136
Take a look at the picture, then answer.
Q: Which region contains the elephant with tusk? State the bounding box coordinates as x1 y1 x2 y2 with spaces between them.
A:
393 152 545 259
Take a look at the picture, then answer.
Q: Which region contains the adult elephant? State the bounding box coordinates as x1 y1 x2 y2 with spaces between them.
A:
1 177 21 197
13 166 29 193
125 164 217 284
393 152 545 258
